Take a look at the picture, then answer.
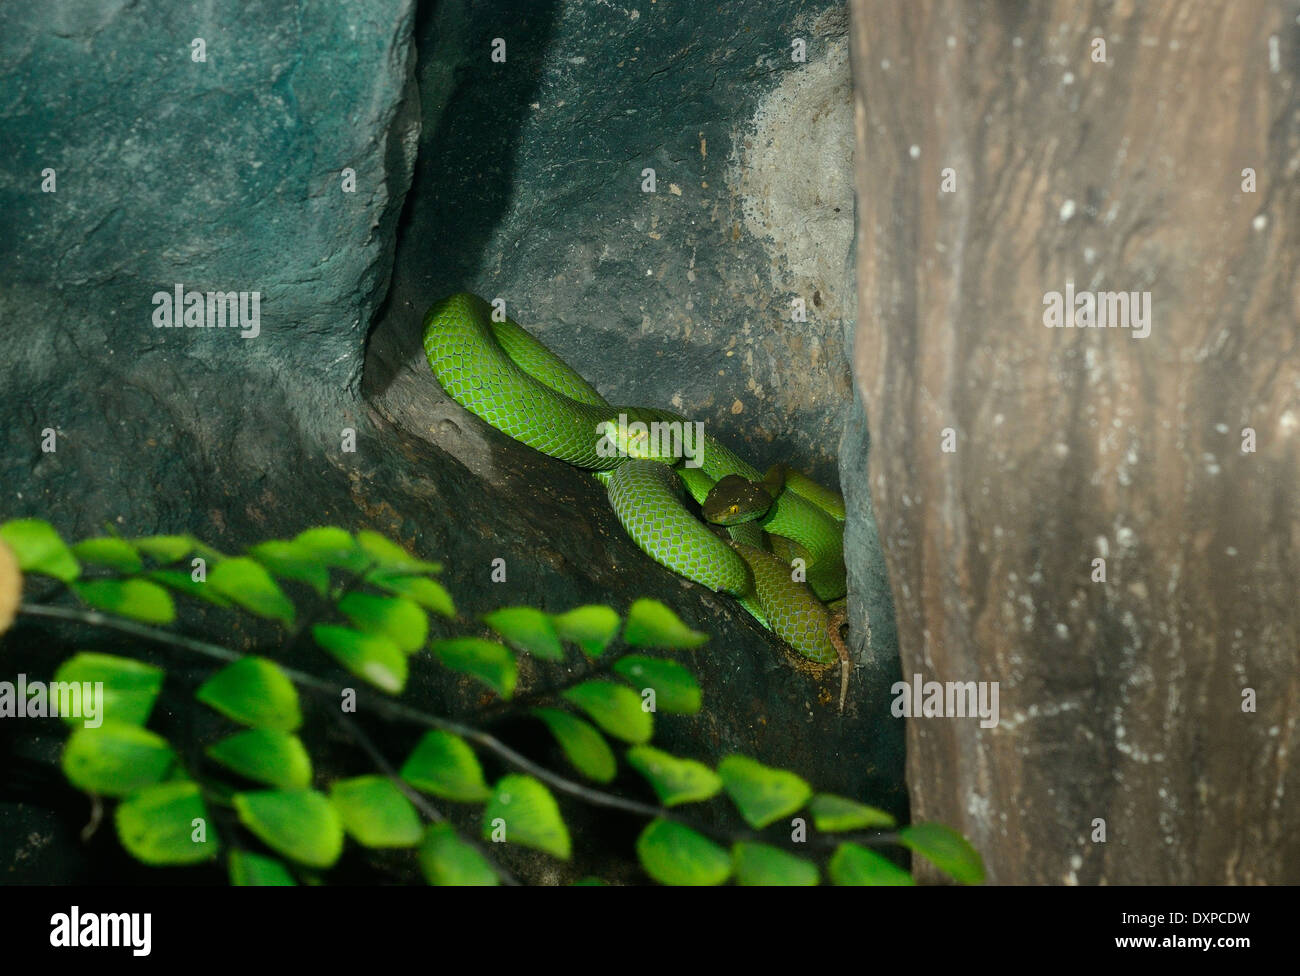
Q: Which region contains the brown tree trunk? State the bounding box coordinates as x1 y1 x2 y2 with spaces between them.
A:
849 0 1299 883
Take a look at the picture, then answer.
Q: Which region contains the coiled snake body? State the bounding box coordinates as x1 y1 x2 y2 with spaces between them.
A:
423 294 848 678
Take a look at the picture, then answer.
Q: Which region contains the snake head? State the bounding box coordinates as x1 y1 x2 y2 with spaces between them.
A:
597 416 678 462
702 474 773 525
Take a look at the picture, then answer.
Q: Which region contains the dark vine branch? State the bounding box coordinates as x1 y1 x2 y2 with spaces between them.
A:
19 599 898 861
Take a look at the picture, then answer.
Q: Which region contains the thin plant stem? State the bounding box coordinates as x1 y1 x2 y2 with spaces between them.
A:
19 600 897 856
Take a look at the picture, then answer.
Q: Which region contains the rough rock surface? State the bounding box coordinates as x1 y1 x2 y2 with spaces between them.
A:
367 1 859 483
364 0 903 848
0 0 419 530
850 0 1298 883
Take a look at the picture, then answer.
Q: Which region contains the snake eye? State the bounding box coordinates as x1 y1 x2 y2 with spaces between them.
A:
728 504 739 515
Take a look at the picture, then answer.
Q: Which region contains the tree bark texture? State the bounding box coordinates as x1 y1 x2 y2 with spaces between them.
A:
849 0 1298 883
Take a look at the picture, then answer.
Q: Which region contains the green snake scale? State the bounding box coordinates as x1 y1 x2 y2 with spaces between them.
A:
422 292 846 665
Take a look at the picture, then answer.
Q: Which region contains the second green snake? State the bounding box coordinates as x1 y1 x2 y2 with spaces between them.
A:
423 293 846 667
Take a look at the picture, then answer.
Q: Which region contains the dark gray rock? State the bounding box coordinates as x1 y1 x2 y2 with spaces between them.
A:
0 0 418 533
367 0 902 811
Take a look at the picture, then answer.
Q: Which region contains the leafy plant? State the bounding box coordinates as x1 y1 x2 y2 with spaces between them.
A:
0 519 983 886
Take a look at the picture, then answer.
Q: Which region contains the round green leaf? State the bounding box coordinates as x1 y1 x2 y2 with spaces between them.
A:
898 822 985 884
330 776 423 848
52 652 163 727
248 540 330 597
195 656 302 731
483 607 564 661
0 518 80 581
625 745 722 806
292 527 367 572
550 604 620 658
72 578 175 624
613 655 701 714
62 721 176 797
339 593 428 653
312 625 407 694
206 729 312 788
132 535 195 563
718 755 811 829
622 598 707 649
419 824 498 886
400 730 490 802
367 572 455 618
71 537 142 574
482 775 570 860
809 793 897 831
116 781 218 866
356 531 441 574
732 842 820 886
561 680 652 744
829 843 915 886
636 819 730 886
209 558 295 624
234 789 344 869
147 568 232 607
431 637 517 700
229 850 296 885
533 708 617 783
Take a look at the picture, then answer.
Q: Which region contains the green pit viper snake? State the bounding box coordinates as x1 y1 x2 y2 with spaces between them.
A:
423 293 850 701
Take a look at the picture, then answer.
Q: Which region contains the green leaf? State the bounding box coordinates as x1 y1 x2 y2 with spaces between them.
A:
898 822 985 884
52 652 163 727
400 730 491 802
71 537 142 574
196 657 302 731
209 558 295 624
330 776 423 848
482 775 570 859
828 843 914 886
233 789 344 869
809 793 897 832
613 655 701 714
132 535 195 563
367 572 455 618
312 625 407 694
635 819 730 886
229 850 296 886
116 781 218 866
732 842 820 886
625 746 722 806
0 518 79 581
356 531 441 574
206 729 312 789
62 721 176 797
248 540 330 597
147 569 233 607
339 593 428 654
431 637 517 700
72 579 175 624
550 604 620 658
192 542 226 564
622 598 707 649
418 824 498 886
483 607 564 661
533 708 617 783
292 527 367 572
718 755 811 829
561 681 652 744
